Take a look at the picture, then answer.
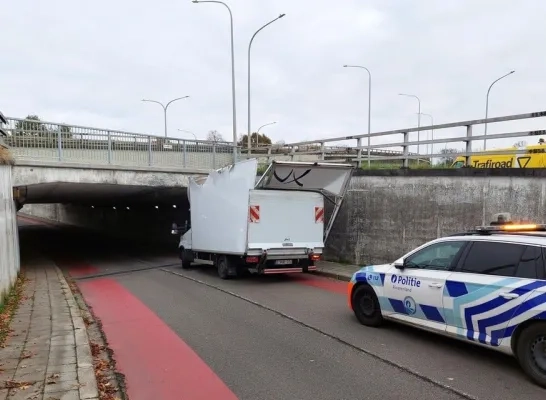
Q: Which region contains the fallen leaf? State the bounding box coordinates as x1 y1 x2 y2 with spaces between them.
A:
2 379 35 389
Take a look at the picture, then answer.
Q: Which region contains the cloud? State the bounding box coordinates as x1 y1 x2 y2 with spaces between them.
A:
1 0 545 154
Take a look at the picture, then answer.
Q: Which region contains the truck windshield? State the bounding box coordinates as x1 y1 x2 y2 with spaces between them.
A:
452 161 464 168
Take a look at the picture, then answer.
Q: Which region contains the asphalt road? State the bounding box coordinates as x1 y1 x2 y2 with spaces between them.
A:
19 221 546 400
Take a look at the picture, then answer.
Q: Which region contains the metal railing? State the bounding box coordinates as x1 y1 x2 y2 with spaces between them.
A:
3 117 237 170
242 111 546 168
5 110 546 171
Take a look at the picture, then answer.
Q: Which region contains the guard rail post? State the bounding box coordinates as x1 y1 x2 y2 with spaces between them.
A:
320 142 325 161
356 138 362 168
57 125 63 161
147 136 152 166
290 145 295 161
267 147 272 164
402 132 409 168
212 142 217 169
465 125 473 167
107 131 112 164
183 140 187 168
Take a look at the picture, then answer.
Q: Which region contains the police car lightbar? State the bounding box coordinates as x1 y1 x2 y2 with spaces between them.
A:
475 223 546 233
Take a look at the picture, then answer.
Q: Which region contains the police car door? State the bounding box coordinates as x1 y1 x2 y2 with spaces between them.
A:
384 240 468 331
445 240 543 347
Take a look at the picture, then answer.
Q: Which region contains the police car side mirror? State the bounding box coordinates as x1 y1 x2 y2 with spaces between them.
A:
394 260 405 270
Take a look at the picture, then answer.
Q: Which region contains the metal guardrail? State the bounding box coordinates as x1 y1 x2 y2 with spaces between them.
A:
4 117 237 170
243 111 546 167
5 111 546 170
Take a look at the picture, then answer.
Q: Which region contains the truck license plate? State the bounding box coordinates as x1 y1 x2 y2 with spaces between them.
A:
275 260 292 265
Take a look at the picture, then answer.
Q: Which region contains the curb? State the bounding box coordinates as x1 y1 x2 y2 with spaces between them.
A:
56 267 100 400
314 270 351 282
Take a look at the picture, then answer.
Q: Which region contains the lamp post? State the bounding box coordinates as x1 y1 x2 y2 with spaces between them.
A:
192 0 238 163
343 65 372 167
484 70 515 150
247 14 285 155
177 129 198 141
399 93 421 157
256 121 276 147
141 96 189 137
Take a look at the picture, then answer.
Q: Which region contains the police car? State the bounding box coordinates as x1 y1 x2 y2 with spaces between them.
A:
348 213 546 387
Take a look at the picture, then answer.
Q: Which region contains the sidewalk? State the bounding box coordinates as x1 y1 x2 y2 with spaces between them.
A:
0 259 99 400
315 260 360 281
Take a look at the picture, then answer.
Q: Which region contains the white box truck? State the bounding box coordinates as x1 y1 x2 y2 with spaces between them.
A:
172 158 353 279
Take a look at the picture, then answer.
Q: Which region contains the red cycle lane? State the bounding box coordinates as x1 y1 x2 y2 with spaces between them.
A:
288 273 348 295
77 277 238 400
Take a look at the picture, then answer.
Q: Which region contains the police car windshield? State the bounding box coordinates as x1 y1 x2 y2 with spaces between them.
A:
405 241 466 270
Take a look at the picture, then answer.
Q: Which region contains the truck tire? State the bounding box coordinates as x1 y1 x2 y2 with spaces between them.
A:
352 285 383 327
217 256 230 280
180 248 192 269
516 322 546 388
302 259 313 273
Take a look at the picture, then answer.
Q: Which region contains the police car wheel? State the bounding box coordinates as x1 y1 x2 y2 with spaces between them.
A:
516 322 546 388
352 285 383 327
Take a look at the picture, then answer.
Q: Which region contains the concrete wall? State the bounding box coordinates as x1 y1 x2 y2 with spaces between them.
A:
12 164 194 188
325 172 546 266
0 166 20 303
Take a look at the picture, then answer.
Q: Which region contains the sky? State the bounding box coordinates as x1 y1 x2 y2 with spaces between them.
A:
2 0 546 153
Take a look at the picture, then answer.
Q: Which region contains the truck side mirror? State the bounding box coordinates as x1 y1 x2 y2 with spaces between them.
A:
171 222 179 235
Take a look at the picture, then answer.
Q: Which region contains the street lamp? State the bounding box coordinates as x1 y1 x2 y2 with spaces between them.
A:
343 65 372 167
192 0 238 163
484 70 515 150
399 93 422 155
177 129 198 141
256 121 277 147
418 113 433 155
247 14 285 155
141 96 189 137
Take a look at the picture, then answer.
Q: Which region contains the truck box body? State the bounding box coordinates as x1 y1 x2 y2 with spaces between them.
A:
177 158 353 277
187 160 324 256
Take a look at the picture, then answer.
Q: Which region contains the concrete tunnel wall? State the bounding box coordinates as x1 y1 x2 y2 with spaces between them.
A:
0 165 20 302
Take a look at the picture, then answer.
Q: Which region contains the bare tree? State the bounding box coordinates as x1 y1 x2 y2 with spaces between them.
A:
439 148 460 165
207 130 225 142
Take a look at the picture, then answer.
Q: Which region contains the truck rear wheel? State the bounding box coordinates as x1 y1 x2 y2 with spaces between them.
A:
217 256 230 280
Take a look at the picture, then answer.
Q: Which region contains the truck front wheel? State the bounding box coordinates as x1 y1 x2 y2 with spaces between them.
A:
180 248 192 269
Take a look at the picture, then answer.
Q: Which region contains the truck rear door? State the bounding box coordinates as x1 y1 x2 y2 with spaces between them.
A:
255 161 354 241
247 190 323 253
